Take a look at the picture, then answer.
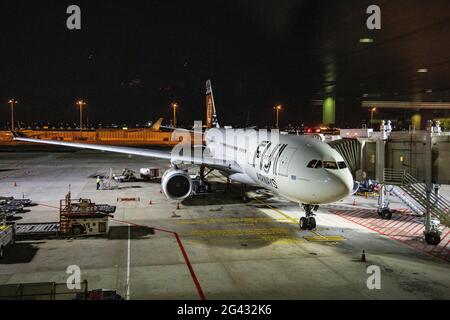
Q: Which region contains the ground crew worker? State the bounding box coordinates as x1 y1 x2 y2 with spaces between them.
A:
96 176 101 190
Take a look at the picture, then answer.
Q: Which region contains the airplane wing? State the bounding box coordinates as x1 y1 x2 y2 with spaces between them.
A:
11 131 242 173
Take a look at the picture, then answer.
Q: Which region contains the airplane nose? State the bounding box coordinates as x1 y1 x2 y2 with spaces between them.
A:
329 170 354 200
333 170 353 198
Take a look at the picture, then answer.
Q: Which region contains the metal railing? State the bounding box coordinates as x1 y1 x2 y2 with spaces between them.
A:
383 168 450 227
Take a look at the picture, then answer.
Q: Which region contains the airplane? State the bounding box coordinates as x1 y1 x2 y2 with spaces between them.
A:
11 81 354 231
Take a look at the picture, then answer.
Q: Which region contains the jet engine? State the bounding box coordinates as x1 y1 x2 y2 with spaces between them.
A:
161 168 193 201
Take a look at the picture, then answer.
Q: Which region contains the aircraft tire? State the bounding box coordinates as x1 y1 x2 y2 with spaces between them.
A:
299 217 308 230
308 217 316 230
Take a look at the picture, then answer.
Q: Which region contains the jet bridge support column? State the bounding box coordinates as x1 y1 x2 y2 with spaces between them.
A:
424 133 432 234
375 140 386 183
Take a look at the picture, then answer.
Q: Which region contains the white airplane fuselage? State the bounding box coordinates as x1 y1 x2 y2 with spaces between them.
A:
205 129 353 205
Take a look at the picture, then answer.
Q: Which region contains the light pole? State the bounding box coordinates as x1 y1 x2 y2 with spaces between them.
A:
274 105 282 129
171 102 178 128
370 107 376 128
76 100 86 136
8 99 18 131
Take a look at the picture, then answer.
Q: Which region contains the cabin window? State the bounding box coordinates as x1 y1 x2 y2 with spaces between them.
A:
338 161 347 169
323 161 338 169
314 160 323 168
307 160 317 168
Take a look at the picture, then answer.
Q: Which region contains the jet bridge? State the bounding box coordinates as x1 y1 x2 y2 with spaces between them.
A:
328 138 361 177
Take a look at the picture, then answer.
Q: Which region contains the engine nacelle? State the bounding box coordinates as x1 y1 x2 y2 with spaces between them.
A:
161 168 193 201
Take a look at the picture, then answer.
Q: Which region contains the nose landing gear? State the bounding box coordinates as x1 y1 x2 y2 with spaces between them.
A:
299 204 317 230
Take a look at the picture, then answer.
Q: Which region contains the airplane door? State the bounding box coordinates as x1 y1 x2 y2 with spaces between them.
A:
249 141 269 167
277 147 297 177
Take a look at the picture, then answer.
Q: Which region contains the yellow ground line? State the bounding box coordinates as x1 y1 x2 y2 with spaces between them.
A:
250 196 299 224
249 195 344 242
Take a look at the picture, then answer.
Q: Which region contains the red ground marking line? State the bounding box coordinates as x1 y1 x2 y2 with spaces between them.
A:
371 215 402 230
356 213 387 226
352 213 377 224
389 223 420 240
440 229 450 242
380 215 410 231
445 246 450 260
345 214 369 224
349 209 372 218
334 211 450 263
410 224 425 236
384 216 417 236
434 239 450 256
355 216 382 228
343 208 366 215
37 203 60 209
344 210 372 222
433 231 450 254
389 220 423 238
111 218 206 300
26 206 210 298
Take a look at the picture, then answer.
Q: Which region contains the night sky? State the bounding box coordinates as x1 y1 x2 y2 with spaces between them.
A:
1 0 449 128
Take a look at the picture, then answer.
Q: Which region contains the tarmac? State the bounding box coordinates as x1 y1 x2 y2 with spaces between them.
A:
0 146 449 299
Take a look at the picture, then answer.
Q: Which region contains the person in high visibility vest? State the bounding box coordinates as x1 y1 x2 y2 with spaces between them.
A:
96 176 101 190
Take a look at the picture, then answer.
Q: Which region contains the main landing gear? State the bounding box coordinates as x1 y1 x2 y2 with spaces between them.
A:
192 166 213 194
299 204 318 230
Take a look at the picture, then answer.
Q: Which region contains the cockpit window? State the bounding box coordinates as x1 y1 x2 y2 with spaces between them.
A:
338 161 347 169
307 160 317 168
314 160 323 168
323 161 338 169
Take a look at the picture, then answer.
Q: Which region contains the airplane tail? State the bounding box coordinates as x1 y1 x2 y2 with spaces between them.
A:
150 117 163 131
206 80 219 128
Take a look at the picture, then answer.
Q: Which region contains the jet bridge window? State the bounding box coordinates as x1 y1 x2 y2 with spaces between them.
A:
338 161 347 169
323 161 338 169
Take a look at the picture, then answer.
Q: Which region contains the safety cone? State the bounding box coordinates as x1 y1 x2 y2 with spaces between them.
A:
361 250 366 262
176 202 180 210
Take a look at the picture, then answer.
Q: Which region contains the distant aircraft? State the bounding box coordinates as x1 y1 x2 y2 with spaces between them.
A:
12 81 353 230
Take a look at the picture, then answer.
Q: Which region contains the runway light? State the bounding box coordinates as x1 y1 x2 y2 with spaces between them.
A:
359 38 374 43
417 68 428 73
